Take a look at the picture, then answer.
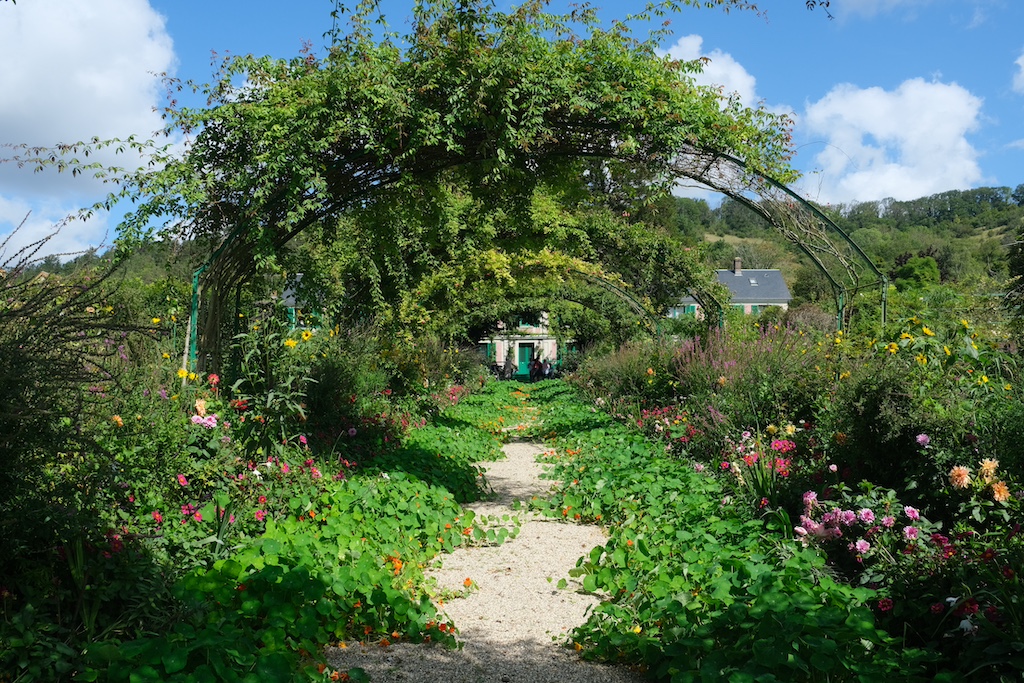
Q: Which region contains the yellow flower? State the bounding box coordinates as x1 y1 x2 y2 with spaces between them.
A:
886 342 899 354
284 338 298 348
915 354 928 366
1005 383 1012 391
900 332 914 341
111 415 124 428
632 625 642 634
961 319 970 328
162 352 170 359
188 372 198 381
195 398 207 417
176 368 188 379
943 346 951 356
784 424 796 436
766 424 778 435
980 375 989 384
301 330 313 342
979 459 999 483
839 370 851 380
922 326 934 336
151 317 161 324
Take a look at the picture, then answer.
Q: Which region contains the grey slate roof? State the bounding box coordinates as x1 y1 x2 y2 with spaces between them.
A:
677 267 792 306
715 268 792 304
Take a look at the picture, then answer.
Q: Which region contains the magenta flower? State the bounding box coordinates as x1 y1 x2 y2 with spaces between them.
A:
181 503 196 516
854 539 870 553
881 516 895 528
878 598 894 612
192 511 203 522
839 510 857 526
176 474 189 487
255 510 266 522
904 526 919 540
693 462 705 473
803 491 818 507
299 435 308 446
348 427 358 437
281 463 291 474
916 433 930 447
858 508 875 523
151 510 163 525
904 506 920 521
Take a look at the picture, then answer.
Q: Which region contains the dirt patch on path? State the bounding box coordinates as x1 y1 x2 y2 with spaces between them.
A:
324 441 647 683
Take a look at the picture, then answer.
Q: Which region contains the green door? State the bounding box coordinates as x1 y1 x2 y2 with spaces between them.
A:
517 344 533 377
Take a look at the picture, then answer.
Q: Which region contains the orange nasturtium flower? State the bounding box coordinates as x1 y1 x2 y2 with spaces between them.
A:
463 577 472 588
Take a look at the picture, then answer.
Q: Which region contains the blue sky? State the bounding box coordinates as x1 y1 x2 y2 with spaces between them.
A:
2 0 1023 259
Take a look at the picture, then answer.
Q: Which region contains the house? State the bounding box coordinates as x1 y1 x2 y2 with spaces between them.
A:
670 257 792 318
478 313 560 378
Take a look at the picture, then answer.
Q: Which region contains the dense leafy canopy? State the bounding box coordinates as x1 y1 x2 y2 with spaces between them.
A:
98 0 794 359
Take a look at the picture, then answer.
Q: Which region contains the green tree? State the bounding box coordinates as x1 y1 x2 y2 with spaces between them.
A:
11 0 798 365
893 255 940 291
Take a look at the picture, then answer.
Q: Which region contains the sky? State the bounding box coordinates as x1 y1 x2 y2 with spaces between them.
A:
2 0 1023 260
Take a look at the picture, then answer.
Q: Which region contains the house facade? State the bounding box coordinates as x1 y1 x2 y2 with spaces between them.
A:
670 257 792 318
478 314 559 377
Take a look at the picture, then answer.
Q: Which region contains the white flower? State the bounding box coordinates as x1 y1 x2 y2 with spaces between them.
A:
380 473 390 481
251 469 263 480
958 618 977 633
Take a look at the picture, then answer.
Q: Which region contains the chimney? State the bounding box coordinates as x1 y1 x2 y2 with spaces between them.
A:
732 257 742 275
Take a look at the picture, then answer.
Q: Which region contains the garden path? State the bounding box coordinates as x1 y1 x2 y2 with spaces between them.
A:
323 440 647 683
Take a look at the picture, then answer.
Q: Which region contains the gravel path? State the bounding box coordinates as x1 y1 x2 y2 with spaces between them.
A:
324 440 648 683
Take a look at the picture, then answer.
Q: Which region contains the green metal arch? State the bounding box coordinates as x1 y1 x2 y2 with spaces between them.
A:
670 148 889 331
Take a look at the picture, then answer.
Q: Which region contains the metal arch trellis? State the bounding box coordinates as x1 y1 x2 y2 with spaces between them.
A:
668 147 889 331
184 145 886 371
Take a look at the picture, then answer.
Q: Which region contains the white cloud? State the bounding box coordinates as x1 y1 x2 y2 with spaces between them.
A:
1014 51 1024 94
662 34 764 110
0 196 113 266
796 78 984 204
0 0 175 258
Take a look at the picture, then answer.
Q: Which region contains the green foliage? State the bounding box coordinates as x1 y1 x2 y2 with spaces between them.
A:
229 307 317 460
570 287 1024 680
572 324 831 457
894 255 941 291
517 383 933 681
